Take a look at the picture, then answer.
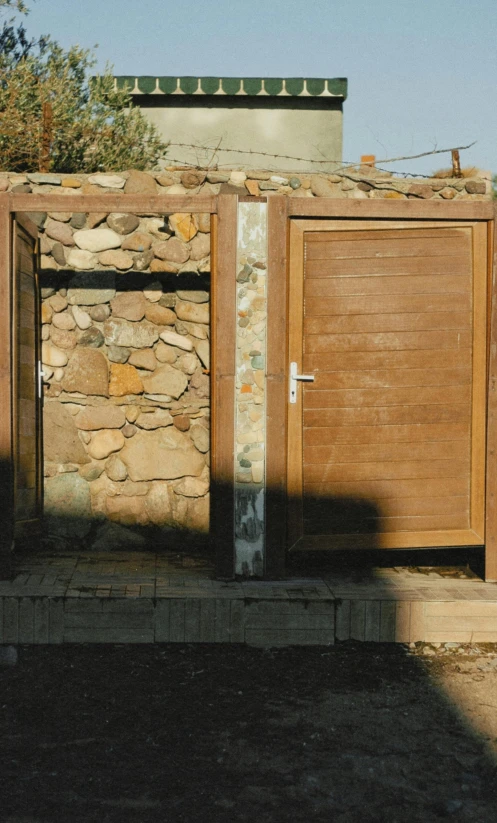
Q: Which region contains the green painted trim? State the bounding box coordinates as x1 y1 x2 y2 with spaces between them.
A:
285 78 304 96
113 76 348 99
180 76 199 95
115 76 136 91
243 78 262 95
264 78 283 95
222 78 241 95
306 78 325 96
159 77 177 94
138 76 157 94
201 76 221 95
327 78 348 97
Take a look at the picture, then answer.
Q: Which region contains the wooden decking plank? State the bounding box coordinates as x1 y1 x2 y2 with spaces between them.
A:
3 598 19 644
169 599 186 642
364 601 381 642
409 602 426 641
34 599 49 644
199 598 217 642
395 602 411 642
49 599 64 644
18 597 35 643
425 600 497 616
64 612 154 629
245 628 334 647
350 601 366 640
155 600 170 642
184 599 201 642
64 628 154 643
335 600 351 640
214 599 231 643
379 601 396 642
425 615 497 633
230 599 245 643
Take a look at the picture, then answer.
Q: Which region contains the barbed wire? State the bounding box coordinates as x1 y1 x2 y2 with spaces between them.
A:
163 140 478 180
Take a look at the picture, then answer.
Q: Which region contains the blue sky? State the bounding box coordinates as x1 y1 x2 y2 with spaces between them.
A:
10 0 497 176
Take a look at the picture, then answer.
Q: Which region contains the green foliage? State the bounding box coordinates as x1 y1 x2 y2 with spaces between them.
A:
492 175 497 199
0 0 28 13
0 24 168 172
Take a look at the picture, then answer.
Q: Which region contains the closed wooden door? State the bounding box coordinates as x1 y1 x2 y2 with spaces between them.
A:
12 215 43 541
287 219 488 551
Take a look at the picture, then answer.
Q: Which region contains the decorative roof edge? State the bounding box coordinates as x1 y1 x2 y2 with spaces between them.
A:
113 76 348 99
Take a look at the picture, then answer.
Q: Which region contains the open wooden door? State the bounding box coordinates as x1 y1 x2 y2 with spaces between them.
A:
287 218 489 552
11 214 43 545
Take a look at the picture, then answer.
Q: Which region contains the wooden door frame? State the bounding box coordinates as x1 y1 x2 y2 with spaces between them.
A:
0 192 238 579
12 213 43 541
266 196 496 579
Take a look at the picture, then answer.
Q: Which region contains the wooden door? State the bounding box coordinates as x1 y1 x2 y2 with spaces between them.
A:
287 219 488 551
12 215 43 542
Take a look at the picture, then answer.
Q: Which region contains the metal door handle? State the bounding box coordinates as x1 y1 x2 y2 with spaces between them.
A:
289 361 315 403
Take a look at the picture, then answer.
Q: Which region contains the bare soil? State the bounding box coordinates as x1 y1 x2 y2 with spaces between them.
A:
1 642 497 823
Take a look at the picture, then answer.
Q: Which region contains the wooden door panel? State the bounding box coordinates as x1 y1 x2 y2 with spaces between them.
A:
303 422 471 447
305 273 472 296
304 385 472 408
304 404 471 428
305 440 469 464
288 220 488 551
305 349 473 372
305 330 473 353
305 257 471 277
307 368 472 390
305 292 472 314
305 311 471 334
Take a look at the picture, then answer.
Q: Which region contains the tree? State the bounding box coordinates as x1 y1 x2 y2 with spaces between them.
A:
0 19 168 172
0 1 28 12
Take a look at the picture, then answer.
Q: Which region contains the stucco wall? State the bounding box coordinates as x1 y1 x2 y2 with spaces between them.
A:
138 98 344 172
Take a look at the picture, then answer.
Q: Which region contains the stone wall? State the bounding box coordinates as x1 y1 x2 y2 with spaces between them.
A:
0 166 491 201
4 171 212 551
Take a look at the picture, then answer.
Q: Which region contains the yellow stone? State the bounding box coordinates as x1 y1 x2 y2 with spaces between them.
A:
245 180 260 196
41 303 53 324
150 259 178 273
109 364 143 397
61 178 82 188
382 191 405 199
251 462 264 483
253 370 264 390
169 213 199 242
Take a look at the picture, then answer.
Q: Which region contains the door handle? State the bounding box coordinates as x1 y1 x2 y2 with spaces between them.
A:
289 361 315 404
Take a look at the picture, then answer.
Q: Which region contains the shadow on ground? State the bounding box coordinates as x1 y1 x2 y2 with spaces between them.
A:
1 642 497 822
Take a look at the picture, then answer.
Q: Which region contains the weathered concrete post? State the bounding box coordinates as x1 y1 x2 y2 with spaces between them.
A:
234 201 267 576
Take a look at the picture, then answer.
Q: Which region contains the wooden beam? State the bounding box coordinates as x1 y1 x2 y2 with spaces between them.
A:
211 195 238 579
485 205 497 580
287 198 494 220
9 193 218 214
14 212 39 240
265 196 289 578
0 195 13 576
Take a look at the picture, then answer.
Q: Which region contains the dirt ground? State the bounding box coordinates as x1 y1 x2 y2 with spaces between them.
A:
1 642 497 823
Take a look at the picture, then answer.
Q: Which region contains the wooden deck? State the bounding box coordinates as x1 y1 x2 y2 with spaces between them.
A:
1 551 497 646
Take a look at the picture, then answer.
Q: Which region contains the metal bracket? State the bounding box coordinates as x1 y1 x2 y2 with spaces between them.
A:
289 361 315 404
